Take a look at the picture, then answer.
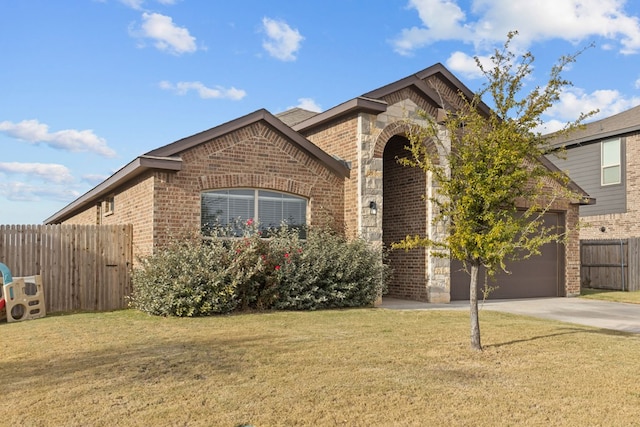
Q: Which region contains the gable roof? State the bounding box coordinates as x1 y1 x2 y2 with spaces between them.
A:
145 109 350 180
548 104 640 148
362 63 492 117
291 63 491 134
45 109 350 224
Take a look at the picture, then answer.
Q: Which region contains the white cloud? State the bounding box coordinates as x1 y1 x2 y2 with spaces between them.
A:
119 0 178 10
290 98 322 112
445 51 487 79
120 0 145 9
549 87 640 120
82 174 109 185
0 119 116 158
159 80 246 100
635 77 640 89
0 181 80 202
393 0 474 55
261 17 304 61
0 162 74 184
539 87 640 133
394 0 640 55
131 12 197 55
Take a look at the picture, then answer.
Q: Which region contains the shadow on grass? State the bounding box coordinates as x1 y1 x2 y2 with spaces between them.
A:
0 331 276 392
487 326 635 349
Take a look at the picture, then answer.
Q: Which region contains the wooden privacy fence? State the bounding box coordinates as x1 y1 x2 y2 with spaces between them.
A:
0 224 133 313
581 238 640 291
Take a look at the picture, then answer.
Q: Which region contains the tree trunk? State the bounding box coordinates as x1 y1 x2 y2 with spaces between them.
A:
469 261 482 351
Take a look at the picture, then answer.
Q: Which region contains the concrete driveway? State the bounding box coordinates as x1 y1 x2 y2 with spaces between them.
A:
381 297 640 334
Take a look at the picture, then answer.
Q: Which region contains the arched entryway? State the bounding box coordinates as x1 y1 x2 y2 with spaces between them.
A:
382 135 429 300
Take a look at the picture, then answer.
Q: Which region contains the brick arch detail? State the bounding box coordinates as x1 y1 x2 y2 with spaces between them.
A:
197 174 313 198
373 121 440 162
373 121 411 158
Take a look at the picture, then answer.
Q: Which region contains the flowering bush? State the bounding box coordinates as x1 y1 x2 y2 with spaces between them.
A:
130 222 390 316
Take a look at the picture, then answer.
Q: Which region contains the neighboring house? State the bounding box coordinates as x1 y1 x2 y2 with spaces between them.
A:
45 64 587 302
546 105 640 240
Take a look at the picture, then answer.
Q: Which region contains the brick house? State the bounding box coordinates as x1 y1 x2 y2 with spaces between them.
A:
45 64 587 302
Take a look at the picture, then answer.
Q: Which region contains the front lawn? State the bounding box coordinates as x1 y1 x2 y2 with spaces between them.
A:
3 308 640 426
581 287 640 304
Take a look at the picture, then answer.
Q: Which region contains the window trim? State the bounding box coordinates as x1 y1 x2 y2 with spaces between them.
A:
601 138 621 186
103 195 115 216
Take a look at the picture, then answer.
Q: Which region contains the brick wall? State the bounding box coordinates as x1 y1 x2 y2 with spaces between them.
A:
382 135 429 300
63 205 99 225
564 204 581 296
302 115 359 238
62 172 156 260
580 132 640 239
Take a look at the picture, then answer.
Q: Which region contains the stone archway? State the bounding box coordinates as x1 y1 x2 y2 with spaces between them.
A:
371 122 450 303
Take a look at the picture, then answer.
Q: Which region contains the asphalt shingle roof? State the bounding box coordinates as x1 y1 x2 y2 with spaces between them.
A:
275 108 320 127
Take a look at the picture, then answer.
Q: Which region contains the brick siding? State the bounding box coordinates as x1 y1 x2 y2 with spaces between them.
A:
302 115 359 238
382 135 429 300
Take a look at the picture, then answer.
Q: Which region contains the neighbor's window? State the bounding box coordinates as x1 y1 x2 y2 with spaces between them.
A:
103 196 115 216
601 138 621 186
201 189 307 237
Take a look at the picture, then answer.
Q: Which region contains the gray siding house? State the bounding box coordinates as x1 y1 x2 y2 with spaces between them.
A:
546 104 640 240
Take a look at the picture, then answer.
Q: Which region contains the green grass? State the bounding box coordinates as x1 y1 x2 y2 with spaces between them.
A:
3 308 640 426
580 287 640 304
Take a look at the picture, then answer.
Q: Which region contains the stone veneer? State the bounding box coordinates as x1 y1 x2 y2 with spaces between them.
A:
305 95 451 302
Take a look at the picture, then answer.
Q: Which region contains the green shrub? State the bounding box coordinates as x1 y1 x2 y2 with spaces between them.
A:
130 224 390 316
274 228 390 310
129 236 238 316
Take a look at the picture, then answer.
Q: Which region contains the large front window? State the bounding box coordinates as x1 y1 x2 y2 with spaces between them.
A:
601 138 621 186
201 189 307 236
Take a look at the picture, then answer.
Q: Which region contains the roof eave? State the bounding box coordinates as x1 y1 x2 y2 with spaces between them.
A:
292 97 388 133
44 156 182 224
549 124 640 148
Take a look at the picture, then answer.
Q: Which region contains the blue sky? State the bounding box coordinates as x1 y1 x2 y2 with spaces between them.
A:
2 0 640 224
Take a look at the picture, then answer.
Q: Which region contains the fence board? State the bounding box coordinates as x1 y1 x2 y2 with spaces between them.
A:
628 238 640 292
581 239 640 291
0 224 132 312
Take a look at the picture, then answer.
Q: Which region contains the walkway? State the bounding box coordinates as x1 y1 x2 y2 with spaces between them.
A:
381 297 640 334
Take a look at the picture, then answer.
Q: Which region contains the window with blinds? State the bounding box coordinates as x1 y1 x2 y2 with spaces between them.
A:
201 189 307 236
